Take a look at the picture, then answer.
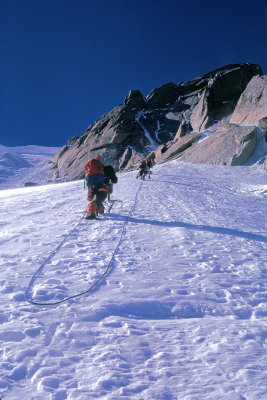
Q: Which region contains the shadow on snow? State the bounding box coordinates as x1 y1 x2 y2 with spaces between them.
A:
120 215 267 243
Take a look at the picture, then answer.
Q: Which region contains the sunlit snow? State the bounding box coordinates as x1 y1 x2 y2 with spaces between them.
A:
0 144 60 189
0 154 266 399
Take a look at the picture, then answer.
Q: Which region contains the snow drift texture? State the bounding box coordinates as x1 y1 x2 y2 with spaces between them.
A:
0 153 266 399
0 144 60 189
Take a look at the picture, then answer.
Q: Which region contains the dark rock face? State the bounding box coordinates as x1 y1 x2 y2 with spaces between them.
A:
190 65 262 132
24 182 37 187
259 117 267 142
50 63 264 181
146 82 181 108
124 90 145 108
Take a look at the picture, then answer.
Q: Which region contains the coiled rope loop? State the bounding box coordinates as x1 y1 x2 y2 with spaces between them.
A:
24 182 143 306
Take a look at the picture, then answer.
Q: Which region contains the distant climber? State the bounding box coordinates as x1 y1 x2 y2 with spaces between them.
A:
136 160 150 180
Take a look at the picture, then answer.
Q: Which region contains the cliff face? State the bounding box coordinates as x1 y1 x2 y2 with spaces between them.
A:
49 63 266 182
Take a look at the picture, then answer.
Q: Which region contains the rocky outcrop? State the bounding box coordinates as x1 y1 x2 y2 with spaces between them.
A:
189 65 262 132
119 147 143 171
24 182 37 187
124 90 145 108
153 132 202 164
174 121 192 139
181 125 257 166
68 136 79 146
230 75 267 126
261 158 267 171
49 103 146 181
50 63 264 182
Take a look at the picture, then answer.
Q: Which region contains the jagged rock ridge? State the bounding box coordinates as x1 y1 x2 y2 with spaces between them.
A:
49 63 266 182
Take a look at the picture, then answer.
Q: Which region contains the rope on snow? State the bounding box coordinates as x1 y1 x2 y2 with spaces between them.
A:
24 182 143 306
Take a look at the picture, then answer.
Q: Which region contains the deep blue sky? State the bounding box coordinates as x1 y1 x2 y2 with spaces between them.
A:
1 0 267 147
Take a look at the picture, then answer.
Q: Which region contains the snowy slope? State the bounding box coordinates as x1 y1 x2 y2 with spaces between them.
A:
0 144 60 189
0 159 266 400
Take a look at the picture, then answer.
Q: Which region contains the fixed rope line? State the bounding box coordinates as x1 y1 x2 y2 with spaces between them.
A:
24 182 143 306
24 209 87 305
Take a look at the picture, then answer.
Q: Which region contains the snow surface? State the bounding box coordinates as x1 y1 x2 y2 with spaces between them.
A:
0 144 60 189
0 157 266 400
